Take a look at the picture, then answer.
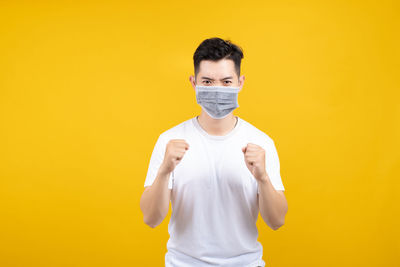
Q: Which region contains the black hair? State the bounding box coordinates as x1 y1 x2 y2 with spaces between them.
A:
193 37 244 79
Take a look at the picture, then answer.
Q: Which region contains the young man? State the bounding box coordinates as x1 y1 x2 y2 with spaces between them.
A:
140 37 288 267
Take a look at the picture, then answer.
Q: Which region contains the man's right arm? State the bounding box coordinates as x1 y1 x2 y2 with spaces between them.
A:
140 138 189 228
140 165 172 228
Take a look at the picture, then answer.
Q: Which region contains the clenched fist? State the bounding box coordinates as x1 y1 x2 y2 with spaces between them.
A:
242 143 268 182
159 139 190 175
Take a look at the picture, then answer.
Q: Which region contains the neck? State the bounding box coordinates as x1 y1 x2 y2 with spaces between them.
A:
197 111 238 136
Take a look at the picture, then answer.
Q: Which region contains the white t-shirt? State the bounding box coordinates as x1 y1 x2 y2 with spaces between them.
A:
144 116 285 267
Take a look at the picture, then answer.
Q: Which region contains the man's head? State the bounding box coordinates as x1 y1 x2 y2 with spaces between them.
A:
189 37 245 89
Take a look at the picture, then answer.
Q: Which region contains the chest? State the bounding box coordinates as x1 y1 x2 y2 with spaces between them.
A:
171 137 256 193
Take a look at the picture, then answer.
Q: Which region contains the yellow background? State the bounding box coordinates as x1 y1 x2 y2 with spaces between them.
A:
1 1 399 266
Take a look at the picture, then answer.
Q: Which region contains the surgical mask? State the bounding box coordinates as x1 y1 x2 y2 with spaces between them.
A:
195 85 240 119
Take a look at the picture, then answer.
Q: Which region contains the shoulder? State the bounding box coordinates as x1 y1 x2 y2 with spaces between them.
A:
158 117 193 141
240 117 275 145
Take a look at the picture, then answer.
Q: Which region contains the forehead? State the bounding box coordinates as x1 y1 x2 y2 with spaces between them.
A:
198 59 237 79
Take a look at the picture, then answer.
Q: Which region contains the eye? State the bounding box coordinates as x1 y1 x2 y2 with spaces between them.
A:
203 80 211 84
224 80 232 84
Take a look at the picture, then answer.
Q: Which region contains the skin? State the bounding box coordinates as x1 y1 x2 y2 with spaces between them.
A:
140 58 288 230
139 139 188 228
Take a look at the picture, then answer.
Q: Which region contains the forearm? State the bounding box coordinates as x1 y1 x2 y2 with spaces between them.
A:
258 173 288 230
140 168 171 228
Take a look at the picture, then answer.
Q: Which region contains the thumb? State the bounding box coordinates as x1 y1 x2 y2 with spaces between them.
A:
242 146 246 153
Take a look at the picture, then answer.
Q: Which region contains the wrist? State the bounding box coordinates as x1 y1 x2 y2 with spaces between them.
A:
257 172 270 184
158 164 171 177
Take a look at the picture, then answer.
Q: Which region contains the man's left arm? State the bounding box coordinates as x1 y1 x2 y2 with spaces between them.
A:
242 142 288 230
257 175 288 230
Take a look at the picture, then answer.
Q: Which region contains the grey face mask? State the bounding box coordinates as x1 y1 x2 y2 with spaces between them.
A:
195 85 240 119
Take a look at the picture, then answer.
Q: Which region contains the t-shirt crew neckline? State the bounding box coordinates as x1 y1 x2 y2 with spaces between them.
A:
192 115 242 141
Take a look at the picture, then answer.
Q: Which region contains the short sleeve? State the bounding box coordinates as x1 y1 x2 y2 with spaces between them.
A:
258 139 285 193
144 134 173 189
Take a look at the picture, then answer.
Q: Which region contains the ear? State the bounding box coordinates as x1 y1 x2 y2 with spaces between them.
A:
239 75 245 91
189 75 196 90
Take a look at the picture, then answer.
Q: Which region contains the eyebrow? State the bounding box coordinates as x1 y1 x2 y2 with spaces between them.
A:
201 76 233 80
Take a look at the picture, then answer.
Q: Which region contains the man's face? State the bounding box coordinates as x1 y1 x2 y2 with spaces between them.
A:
190 58 245 90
